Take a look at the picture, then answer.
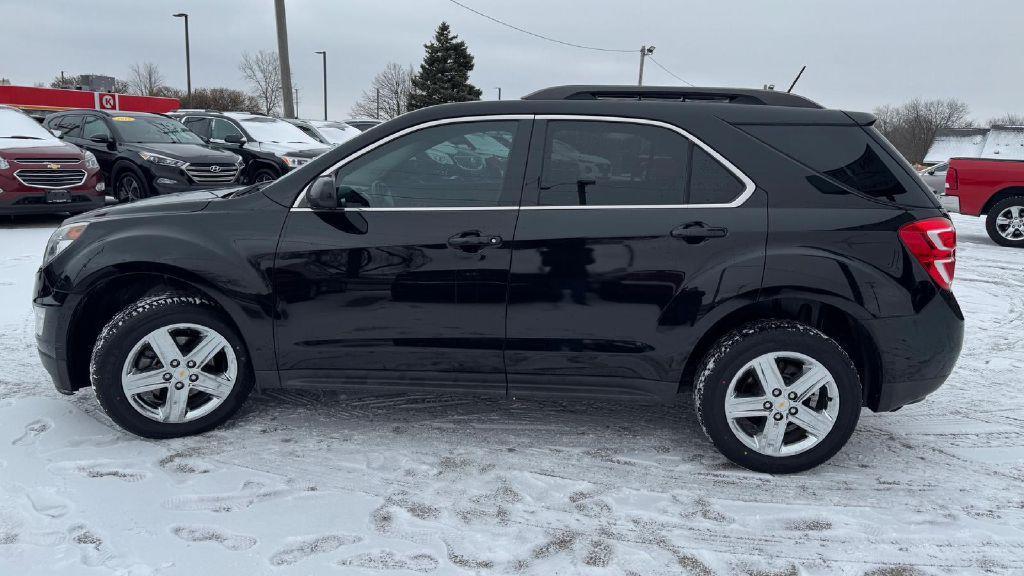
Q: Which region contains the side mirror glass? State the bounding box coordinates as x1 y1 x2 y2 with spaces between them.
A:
223 134 244 144
306 176 337 209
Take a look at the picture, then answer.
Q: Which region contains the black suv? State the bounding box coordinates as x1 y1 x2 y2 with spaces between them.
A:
43 110 243 201
168 111 329 184
34 86 963 473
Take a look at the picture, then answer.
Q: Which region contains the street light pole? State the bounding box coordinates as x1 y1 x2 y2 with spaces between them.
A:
495 87 502 101
315 51 327 120
173 13 191 98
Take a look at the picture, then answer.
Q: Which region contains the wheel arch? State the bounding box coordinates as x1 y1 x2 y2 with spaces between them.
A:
981 186 1024 215
64 265 270 393
678 295 881 408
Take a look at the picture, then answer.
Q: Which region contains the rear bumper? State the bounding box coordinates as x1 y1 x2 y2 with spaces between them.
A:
864 289 964 412
940 194 960 213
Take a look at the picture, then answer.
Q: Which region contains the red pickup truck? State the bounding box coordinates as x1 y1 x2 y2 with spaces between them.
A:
944 157 1024 246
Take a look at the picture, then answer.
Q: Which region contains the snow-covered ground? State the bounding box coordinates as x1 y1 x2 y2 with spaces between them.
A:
1 213 1022 576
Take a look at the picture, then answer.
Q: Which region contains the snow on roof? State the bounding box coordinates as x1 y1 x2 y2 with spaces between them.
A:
924 126 1024 164
923 128 988 164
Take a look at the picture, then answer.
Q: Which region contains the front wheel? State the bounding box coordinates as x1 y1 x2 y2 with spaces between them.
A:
114 168 150 203
252 168 278 184
985 196 1024 247
89 293 254 438
694 320 862 474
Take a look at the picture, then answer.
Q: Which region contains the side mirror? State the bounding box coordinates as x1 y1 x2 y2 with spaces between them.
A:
51 129 64 139
306 176 337 209
90 134 111 144
223 134 245 144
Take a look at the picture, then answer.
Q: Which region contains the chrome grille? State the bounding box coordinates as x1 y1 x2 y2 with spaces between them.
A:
184 163 240 184
14 158 82 165
14 169 88 189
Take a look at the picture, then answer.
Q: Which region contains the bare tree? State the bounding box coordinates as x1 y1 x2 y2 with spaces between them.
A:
180 87 259 112
987 113 1024 127
351 62 415 120
239 51 283 116
874 98 973 164
128 62 167 96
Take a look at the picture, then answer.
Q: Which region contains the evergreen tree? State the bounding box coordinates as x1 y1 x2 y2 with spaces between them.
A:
407 22 482 111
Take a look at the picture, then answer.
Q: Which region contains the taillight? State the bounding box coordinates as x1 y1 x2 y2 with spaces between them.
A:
945 167 958 191
899 217 956 291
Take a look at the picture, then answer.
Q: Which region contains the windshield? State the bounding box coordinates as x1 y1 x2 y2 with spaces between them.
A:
0 108 60 140
238 117 321 146
114 116 205 144
312 123 359 144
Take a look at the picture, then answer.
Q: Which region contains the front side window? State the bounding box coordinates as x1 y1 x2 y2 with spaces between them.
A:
330 120 520 208
210 119 243 142
81 116 111 140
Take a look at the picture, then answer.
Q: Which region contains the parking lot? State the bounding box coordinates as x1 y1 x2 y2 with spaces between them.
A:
0 212 1020 575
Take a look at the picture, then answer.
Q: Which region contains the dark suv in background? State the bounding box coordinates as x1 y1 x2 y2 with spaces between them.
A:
34 86 963 473
44 110 242 202
169 111 329 183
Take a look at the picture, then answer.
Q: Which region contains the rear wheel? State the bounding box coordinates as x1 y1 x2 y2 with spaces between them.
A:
694 320 862 474
985 196 1024 247
89 293 253 438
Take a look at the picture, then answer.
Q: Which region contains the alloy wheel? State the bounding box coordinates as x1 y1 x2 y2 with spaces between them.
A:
117 174 142 202
995 206 1024 240
120 323 238 423
724 351 840 457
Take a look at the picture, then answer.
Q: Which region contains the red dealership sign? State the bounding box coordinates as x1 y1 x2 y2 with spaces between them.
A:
0 85 179 114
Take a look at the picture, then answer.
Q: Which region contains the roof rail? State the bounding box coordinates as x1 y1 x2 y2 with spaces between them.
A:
522 85 823 109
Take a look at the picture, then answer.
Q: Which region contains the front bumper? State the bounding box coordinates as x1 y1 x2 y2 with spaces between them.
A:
142 163 241 195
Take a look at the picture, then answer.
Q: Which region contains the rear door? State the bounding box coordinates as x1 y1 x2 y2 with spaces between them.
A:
506 116 767 399
274 116 531 394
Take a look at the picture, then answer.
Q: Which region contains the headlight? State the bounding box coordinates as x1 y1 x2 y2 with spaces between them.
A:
0 157 9 170
83 151 99 170
43 222 89 265
281 155 310 168
139 151 187 168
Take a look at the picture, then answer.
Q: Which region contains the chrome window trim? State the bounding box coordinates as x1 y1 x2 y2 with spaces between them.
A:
291 114 756 211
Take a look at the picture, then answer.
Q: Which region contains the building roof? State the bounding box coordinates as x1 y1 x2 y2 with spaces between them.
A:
924 126 1024 164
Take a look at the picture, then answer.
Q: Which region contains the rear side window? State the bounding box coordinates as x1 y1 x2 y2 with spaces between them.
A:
51 115 83 138
182 117 211 139
539 121 745 206
743 124 934 205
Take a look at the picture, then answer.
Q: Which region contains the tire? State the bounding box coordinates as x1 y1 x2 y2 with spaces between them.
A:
89 293 254 438
114 166 150 203
694 320 862 474
985 196 1024 247
252 167 278 184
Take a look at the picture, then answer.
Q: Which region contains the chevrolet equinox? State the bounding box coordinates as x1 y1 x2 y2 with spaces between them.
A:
34 86 964 473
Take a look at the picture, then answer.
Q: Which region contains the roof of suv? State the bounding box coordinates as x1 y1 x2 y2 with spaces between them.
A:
523 85 823 109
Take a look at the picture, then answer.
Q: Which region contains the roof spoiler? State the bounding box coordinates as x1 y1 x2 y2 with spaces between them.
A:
844 111 877 126
522 85 823 109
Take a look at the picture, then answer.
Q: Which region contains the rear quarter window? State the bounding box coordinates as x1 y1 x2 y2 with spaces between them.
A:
742 124 939 208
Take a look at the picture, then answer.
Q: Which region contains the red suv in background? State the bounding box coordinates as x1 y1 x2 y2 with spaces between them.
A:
0 105 105 216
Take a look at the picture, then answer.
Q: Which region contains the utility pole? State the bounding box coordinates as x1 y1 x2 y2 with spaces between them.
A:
375 87 380 120
173 13 191 98
495 87 502 101
293 87 299 116
315 50 327 120
638 45 655 86
274 0 295 118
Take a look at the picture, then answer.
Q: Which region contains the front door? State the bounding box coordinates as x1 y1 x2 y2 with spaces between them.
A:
506 117 767 399
274 117 531 394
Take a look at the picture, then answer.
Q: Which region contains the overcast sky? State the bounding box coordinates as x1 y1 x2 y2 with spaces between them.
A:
1 0 1020 121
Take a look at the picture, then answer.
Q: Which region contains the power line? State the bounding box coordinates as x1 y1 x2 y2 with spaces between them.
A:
647 56 694 86
445 0 634 53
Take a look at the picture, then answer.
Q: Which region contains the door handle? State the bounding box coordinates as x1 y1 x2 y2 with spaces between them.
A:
447 230 503 250
670 222 728 244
